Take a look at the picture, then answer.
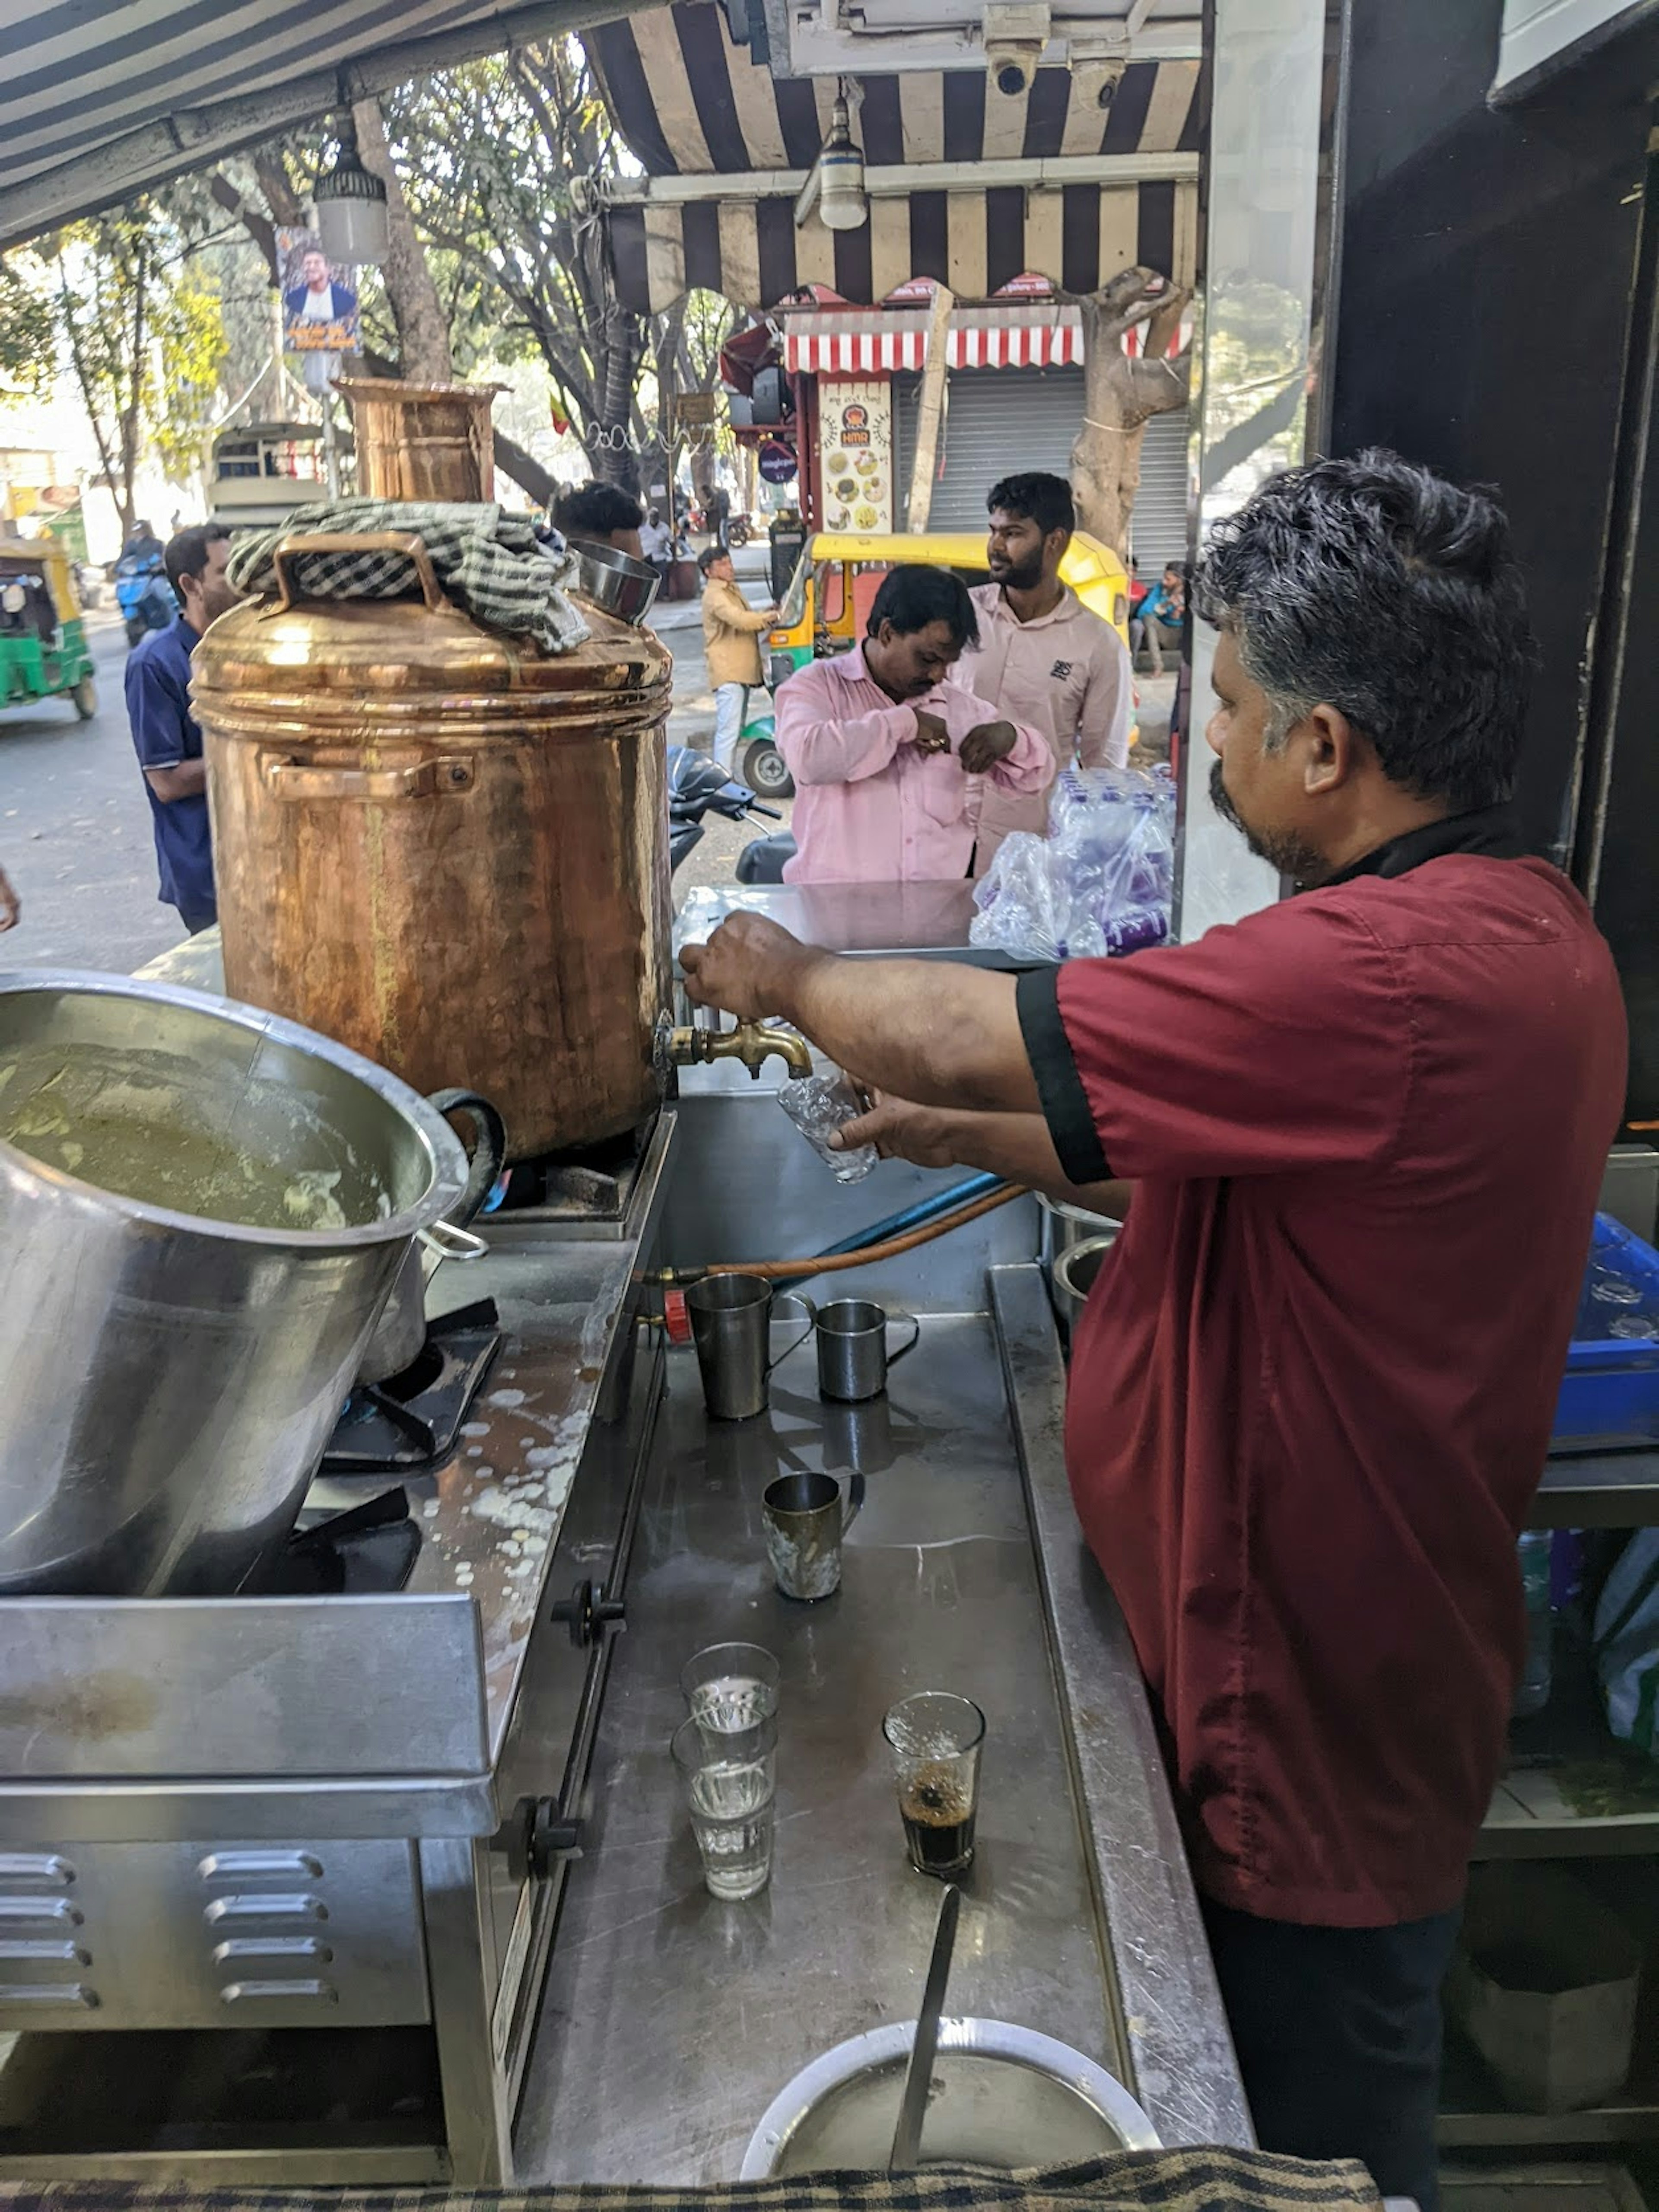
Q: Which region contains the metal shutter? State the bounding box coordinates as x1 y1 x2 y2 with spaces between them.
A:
1128 409 1190 572
894 370 1189 564
895 367 1084 529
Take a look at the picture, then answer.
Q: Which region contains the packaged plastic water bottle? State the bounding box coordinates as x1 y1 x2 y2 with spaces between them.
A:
1514 1529 1554 1718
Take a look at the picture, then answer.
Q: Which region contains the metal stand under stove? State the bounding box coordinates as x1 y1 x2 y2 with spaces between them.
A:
0 1112 676 2186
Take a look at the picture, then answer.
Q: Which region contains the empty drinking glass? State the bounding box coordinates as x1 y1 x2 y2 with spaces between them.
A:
681 1642 781 1744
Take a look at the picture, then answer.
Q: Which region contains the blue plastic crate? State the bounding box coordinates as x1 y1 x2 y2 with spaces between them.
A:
1550 1213 1659 1453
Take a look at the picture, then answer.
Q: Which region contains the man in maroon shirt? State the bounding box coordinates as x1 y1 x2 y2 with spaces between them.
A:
682 452 1627 2207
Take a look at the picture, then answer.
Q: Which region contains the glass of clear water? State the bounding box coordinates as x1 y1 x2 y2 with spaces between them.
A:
689 1792 776 1899
671 1715 777 1815
680 1642 781 1746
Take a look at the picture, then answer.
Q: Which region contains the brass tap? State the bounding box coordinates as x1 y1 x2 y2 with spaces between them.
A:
667 1020 811 1081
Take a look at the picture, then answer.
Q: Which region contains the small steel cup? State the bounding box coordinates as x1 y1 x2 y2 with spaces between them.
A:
815 1298 921 1403
763 1468 864 1602
687 1274 814 1421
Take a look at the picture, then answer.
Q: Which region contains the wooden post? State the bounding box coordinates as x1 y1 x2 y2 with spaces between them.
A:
904 283 956 532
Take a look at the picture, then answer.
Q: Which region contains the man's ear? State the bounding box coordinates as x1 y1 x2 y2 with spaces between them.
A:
1301 703 1358 795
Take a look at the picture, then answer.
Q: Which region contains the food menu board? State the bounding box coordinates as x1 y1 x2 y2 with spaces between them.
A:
819 381 893 533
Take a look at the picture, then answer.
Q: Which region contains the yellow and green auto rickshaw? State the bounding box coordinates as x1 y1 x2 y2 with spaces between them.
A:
765 528 1133 686
0 536 97 723
734 528 1134 795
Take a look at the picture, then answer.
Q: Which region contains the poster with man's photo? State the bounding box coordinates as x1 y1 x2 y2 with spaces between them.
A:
278 229 361 357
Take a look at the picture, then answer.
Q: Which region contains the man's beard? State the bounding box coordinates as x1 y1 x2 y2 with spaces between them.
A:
1209 760 1328 886
991 552 1044 592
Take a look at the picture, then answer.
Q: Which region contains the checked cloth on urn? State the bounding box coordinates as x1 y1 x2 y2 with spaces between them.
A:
227 499 590 656
0 2150 1386 2212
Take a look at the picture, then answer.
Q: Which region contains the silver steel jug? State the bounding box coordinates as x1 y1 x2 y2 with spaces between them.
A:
0 971 472 1595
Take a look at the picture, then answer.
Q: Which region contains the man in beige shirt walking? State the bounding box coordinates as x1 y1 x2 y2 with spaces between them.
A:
964 470 1132 871
700 546 776 772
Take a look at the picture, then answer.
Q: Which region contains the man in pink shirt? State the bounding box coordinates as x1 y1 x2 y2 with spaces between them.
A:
965 471 1133 871
775 566 1049 884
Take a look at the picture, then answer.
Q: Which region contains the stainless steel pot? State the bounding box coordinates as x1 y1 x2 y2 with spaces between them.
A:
1051 1233 1120 1335
741 2019 1159 2176
0 971 470 1595
356 1087 506 1384
1039 1194 1122 1275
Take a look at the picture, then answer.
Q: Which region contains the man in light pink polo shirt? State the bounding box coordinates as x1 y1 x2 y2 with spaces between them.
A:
965 470 1133 871
776 566 1049 885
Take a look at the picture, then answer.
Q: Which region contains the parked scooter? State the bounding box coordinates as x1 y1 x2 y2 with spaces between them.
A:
734 829 798 885
668 745 781 876
114 548 175 647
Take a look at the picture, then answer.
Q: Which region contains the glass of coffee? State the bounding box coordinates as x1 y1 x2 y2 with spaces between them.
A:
882 1691 985 1878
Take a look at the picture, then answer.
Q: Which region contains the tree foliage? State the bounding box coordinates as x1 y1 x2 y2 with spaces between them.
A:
381 42 651 488
0 253 57 396
10 204 229 533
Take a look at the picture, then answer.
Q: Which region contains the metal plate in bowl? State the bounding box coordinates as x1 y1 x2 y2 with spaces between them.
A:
740 2018 1159 2178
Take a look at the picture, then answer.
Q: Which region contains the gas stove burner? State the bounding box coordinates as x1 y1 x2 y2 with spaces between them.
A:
495 1119 656 1222
322 1297 503 1472
256 1484 422 1595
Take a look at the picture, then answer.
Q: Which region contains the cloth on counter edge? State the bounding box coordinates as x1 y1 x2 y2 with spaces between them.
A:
0 2149 1383 2212
226 498 590 657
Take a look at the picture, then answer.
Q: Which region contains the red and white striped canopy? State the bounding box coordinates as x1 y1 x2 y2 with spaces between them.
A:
783 306 1086 375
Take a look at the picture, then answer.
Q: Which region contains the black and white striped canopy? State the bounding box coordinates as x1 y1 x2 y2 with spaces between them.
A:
588 2 1200 313
0 0 662 249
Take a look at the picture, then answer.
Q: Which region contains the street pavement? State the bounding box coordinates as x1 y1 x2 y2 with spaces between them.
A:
0 561 1175 972
0 610 188 975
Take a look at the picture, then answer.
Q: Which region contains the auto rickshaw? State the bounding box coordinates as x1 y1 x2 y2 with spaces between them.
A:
0 536 97 722
737 528 1134 795
766 528 1133 687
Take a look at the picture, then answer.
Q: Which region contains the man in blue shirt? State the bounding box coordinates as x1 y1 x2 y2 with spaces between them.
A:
125 524 238 934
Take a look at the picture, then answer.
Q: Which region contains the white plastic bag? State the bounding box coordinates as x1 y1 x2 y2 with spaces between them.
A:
969 765 1175 962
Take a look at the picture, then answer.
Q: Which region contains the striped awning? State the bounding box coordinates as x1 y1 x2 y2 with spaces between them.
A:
587 3 1201 177
782 306 1085 374
606 177 1198 314
589 0 1200 314
0 0 664 249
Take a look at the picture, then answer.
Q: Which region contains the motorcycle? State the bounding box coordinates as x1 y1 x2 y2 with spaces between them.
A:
668 745 781 877
114 549 175 647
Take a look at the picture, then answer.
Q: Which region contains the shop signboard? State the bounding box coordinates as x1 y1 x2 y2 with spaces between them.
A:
759 439 798 485
819 381 893 532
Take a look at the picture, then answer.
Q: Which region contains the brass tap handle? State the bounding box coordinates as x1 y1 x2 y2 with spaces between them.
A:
667 1020 811 1080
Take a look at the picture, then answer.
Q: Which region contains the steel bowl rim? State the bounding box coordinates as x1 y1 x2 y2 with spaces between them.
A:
738 2015 1161 2178
1054 1233 1120 1296
0 967 470 1250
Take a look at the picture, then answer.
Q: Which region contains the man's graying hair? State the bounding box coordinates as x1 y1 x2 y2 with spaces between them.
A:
1194 449 1536 812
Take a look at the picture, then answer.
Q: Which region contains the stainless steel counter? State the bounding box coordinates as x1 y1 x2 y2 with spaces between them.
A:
516 1272 1249 2181
674 880 1019 966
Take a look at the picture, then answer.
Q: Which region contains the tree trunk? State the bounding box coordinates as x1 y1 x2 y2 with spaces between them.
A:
1068 270 1192 556
353 98 453 384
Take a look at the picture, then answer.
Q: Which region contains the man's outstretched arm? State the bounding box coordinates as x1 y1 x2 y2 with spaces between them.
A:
680 915 1039 1114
